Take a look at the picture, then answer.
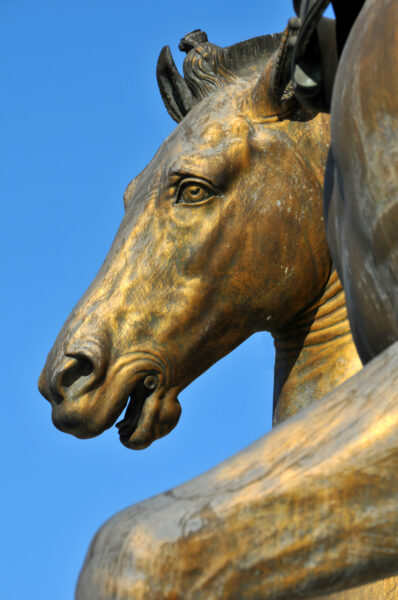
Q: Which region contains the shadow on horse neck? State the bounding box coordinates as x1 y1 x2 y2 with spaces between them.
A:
273 269 361 424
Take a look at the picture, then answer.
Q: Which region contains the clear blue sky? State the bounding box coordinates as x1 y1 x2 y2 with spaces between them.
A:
1 1 333 598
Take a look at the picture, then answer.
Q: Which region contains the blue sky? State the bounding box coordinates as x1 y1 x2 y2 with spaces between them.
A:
1 2 333 598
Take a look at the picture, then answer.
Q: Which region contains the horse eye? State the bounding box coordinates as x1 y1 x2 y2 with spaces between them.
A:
176 182 215 205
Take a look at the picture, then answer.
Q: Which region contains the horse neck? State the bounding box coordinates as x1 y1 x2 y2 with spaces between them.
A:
272 270 362 425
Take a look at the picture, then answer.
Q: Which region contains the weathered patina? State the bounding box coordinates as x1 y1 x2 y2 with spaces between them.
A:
76 340 398 599
324 0 398 363
291 0 398 363
38 31 360 448
38 16 398 599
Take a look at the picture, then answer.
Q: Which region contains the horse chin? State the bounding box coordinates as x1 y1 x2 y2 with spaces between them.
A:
116 383 182 450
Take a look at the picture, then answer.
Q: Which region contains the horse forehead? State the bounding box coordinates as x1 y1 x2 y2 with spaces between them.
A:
180 109 250 149
125 100 250 202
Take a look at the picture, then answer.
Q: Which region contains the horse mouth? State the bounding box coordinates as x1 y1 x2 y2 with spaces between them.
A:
116 376 156 442
114 374 181 450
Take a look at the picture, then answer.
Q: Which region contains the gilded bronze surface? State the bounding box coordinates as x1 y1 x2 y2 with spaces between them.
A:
324 0 398 363
77 340 398 599
39 31 360 450
38 20 397 600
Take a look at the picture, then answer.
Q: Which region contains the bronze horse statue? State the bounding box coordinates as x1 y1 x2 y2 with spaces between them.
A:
39 30 360 449
291 0 398 363
324 0 398 363
38 23 398 600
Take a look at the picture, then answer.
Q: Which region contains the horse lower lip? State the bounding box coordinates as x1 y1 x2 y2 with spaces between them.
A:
116 397 142 439
116 379 155 439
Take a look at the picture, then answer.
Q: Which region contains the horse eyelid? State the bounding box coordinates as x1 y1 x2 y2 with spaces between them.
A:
169 169 221 188
175 178 220 205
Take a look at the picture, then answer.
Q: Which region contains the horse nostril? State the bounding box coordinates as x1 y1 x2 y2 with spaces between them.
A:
61 354 94 388
50 353 99 404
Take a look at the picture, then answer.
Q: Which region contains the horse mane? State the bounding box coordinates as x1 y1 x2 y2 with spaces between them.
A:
157 30 283 122
183 33 283 101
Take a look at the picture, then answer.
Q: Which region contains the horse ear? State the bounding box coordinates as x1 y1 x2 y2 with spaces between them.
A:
156 46 193 123
249 24 299 120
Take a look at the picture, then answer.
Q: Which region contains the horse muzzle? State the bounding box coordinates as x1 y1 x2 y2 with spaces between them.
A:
38 347 181 449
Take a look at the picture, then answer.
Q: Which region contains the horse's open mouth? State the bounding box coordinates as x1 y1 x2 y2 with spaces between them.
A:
114 374 182 450
116 375 158 442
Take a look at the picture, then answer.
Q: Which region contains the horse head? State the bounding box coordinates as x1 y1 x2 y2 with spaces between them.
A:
39 30 337 450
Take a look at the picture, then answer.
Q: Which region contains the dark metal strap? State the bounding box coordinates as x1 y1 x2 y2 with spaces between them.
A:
291 0 337 113
291 0 366 113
